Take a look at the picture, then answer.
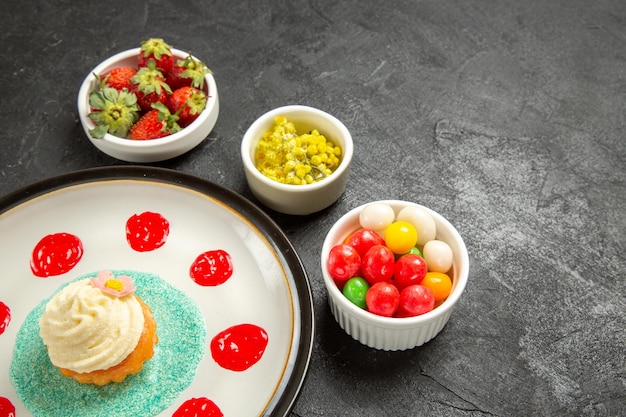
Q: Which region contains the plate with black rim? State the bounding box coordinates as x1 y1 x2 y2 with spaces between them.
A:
0 166 314 417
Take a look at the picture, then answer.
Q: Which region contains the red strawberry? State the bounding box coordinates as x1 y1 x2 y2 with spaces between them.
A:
167 52 212 90
138 38 174 74
167 86 207 127
100 66 137 91
129 102 181 140
88 87 140 138
129 60 172 113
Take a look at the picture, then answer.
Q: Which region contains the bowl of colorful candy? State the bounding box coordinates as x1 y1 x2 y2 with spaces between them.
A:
240 105 353 215
77 38 219 163
321 200 469 350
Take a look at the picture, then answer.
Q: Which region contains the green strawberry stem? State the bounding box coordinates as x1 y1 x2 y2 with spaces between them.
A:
88 87 140 139
152 102 181 134
178 53 212 89
140 38 173 60
131 60 171 96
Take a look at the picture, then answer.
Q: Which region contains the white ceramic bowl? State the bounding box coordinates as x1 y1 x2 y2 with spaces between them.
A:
77 48 219 163
321 200 469 351
241 105 353 215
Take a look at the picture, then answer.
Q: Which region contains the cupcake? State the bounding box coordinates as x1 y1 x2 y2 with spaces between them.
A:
38 270 158 385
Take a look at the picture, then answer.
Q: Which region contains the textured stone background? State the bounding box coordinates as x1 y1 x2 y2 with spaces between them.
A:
1 0 624 416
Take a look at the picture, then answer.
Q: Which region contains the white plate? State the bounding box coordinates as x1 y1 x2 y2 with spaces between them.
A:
0 166 314 417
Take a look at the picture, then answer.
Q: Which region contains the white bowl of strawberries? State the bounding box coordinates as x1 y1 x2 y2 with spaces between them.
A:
77 38 219 163
321 200 469 351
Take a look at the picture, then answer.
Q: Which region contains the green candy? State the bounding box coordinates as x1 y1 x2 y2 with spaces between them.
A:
342 277 370 309
395 246 423 261
408 246 423 257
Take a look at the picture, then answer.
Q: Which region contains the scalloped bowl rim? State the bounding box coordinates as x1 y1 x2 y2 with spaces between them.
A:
321 200 469 329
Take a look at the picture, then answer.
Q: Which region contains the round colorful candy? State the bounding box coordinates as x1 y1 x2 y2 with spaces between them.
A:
361 244 395 284
366 281 400 317
396 285 435 317
346 228 385 257
396 206 436 246
359 202 395 231
342 277 370 309
327 244 361 282
393 254 427 288
406 247 423 257
423 240 453 273
384 221 417 254
421 271 452 302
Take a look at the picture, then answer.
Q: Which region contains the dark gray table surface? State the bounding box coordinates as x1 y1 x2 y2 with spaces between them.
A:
1 0 624 416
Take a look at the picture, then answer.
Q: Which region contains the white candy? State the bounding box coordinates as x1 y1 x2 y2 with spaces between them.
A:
359 202 395 231
396 206 436 246
423 240 453 273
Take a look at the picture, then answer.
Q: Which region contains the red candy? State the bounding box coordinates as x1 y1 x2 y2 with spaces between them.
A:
366 282 399 317
361 244 395 284
392 254 427 289
327 244 361 283
396 285 435 318
346 228 385 257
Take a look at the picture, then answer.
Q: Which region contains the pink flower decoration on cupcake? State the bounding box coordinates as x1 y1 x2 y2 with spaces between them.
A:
90 270 136 297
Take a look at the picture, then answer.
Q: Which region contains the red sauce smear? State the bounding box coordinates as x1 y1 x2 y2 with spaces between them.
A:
0 397 15 417
210 323 269 372
189 249 233 286
173 397 223 417
126 211 170 252
0 302 10 336
30 232 83 277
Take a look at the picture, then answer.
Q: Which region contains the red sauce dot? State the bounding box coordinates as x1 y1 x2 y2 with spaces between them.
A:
0 396 15 417
126 211 170 252
189 249 233 286
0 302 10 336
210 323 269 372
173 397 223 417
30 232 83 277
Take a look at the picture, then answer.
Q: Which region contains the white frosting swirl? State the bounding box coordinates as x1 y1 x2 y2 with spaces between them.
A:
39 279 145 373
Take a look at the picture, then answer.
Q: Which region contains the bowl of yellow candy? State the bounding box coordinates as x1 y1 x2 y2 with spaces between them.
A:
241 105 353 215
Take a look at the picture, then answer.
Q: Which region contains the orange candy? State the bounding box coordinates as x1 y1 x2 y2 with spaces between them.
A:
421 272 452 302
